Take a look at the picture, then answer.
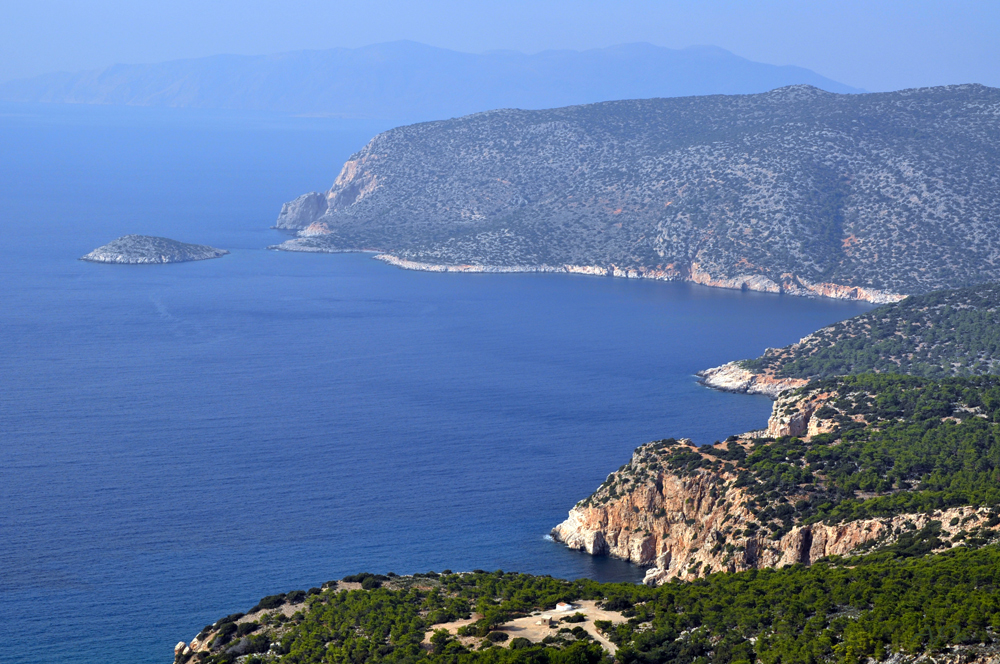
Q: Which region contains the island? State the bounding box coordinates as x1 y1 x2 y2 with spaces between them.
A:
80 235 229 264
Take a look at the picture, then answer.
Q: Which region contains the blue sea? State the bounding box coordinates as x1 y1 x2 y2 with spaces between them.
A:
0 104 873 664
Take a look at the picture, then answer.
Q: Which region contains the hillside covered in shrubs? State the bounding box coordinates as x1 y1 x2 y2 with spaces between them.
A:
178 548 1000 664
275 84 1000 299
739 283 1000 380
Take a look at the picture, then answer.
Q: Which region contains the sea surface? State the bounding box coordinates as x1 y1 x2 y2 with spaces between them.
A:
0 104 873 664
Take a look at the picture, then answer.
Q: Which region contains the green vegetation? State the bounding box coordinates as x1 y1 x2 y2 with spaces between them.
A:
737 375 1000 525
741 283 1000 380
278 84 1000 297
185 546 1000 664
580 375 1000 544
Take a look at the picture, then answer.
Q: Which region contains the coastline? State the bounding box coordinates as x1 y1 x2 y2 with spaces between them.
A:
695 360 808 399
371 254 904 304
289 250 903 304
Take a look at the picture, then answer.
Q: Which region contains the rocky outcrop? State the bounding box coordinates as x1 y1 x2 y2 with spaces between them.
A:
551 384 1000 585
553 437 999 585
697 361 808 398
275 192 328 230
80 235 228 264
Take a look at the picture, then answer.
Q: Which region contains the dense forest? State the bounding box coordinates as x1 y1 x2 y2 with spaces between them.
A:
722 374 1000 525
740 283 1000 380
182 546 1000 664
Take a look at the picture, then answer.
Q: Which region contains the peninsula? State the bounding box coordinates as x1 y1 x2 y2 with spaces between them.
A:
80 235 229 264
699 281 1000 396
271 84 1000 303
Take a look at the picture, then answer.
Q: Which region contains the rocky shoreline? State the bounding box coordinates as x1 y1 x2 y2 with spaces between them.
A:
374 255 905 304
266 242 903 304
696 360 808 398
550 383 1000 584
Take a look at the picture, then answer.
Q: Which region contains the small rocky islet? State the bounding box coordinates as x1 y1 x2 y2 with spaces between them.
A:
80 235 228 264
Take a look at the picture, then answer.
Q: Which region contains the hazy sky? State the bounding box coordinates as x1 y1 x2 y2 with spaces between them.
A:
2 0 997 91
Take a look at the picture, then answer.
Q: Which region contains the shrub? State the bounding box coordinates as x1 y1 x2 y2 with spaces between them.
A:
235 622 258 637
251 595 285 612
285 590 306 604
562 612 586 623
486 631 509 642
509 637 533 649
361 577 382 590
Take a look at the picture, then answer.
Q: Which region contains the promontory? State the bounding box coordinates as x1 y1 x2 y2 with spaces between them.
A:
80 235 229 264
272 83 1000 303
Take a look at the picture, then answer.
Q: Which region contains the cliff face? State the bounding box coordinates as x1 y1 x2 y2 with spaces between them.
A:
552 381 1000 584
272 84 1000 300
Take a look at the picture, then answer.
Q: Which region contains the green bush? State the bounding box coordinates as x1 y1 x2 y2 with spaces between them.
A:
252 595 285 612
235 622 258 637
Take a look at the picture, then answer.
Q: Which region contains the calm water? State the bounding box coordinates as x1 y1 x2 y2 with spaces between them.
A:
0 104 872 664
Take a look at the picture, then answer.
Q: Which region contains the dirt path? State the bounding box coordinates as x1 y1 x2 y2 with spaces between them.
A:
425 600 625 654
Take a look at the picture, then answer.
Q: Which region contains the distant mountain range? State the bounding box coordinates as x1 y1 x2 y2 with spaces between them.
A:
271 84 1000 302
0 41 860 122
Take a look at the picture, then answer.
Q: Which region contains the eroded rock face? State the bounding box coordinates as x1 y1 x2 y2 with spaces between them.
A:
551 388 999 585
80 235 228 264
275 192 329 230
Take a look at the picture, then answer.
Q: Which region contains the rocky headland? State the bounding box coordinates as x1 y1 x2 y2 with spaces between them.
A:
80 235 228 264
696 360 809 398
698 281 1000 402
552 375 1000 585
272 84 1000 302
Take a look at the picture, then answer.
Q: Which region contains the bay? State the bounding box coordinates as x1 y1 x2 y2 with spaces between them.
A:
0 104 872 664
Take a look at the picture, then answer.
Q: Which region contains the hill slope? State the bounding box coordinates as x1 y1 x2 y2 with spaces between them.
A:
0 41 858 122
272 84 1000 302
701 282 1000 396
175 550 1000 664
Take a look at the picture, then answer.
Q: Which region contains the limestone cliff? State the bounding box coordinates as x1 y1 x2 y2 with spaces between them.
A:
552 377 1000 584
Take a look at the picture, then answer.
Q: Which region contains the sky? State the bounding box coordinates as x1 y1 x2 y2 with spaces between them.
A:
1 0 997 92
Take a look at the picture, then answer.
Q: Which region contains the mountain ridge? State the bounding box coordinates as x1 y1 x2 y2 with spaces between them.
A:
0 41 860 122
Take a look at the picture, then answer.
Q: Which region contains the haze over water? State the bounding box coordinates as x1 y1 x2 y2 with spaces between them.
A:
0 104 872 664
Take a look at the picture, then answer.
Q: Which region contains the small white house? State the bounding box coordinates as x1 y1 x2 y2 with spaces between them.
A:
554 602 574 612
